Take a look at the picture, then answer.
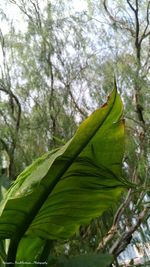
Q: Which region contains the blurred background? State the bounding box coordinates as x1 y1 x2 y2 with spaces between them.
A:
0 1 150 265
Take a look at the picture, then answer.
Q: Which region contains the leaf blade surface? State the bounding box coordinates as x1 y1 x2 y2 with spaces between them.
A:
0 87 130 241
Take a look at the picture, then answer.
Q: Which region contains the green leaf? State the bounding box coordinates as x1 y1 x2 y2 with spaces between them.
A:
0 239 7 261
53 254 114 267
15 237 46 264
0 86 131 243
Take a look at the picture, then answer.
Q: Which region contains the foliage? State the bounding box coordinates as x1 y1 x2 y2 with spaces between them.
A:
0 0 150 266
0 87 129 266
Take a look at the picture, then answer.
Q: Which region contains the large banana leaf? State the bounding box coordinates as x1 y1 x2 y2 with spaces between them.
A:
0 86 130 245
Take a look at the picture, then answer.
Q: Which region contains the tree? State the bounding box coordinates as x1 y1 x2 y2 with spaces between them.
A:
0 26 22 178
0 0 150 265
90 0 150 262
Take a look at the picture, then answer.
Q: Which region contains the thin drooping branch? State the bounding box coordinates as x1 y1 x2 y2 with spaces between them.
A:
125 115 143 126
45 51 58 145
0 138 9 154
103 0 135 36
126 0 136 13
30 0 42 28
0 85 21 177
142 36 150 69
46 52 54 110
10 0 43 29
109 206 149 256
126 1 146 126
103 0 116 22
53 36 88 118
97 189 132 251
0 29 11 87
68 86 87 118
134 0 141 62
0 86 21 133
140 1 150 42
0 28 20 129
10 0 34 24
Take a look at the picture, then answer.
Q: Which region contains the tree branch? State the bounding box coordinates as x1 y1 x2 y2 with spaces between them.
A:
126 0 136 13
0 138 9 154
140 1 150 43
134 0 141 61
103 0 135 36
9 0 34 23
109 206 148 257
63 83 85 118
0 86 21 133
97 189 132 251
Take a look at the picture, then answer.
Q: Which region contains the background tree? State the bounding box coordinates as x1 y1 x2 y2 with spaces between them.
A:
0 0 150 265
